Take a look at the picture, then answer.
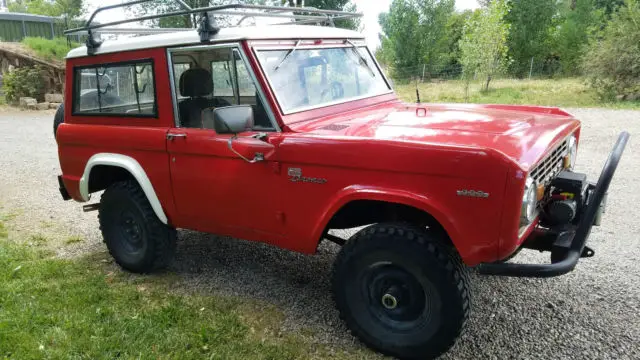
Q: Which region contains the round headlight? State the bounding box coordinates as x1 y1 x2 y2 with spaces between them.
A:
567 135 578 169
520 178 538 225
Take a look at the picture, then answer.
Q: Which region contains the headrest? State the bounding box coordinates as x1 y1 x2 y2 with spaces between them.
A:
179 68 213 97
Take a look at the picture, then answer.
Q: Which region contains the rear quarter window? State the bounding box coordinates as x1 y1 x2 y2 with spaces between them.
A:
72 60 157 117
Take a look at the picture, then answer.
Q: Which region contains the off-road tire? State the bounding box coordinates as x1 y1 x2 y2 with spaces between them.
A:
53 103 64 138
99 180 176 273
332 223 471 360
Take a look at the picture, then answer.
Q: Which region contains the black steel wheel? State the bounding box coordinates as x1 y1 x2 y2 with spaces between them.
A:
53 103 64 138
99 180 176 273
332 223 471 360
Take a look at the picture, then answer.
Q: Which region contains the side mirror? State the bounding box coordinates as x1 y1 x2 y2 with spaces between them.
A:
205 105 264 164
211 105 254 134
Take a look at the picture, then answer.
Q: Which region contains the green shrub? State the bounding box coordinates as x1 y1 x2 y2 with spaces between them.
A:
582 0 640 99
2 66 46 104
21 37 79 62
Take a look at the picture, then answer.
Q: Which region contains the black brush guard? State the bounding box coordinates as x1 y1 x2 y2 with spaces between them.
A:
477 131 629 278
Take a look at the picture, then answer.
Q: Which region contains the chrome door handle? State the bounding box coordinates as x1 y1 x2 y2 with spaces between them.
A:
167 133 187 140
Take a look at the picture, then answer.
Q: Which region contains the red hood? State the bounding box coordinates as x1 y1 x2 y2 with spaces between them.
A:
287 101 581 169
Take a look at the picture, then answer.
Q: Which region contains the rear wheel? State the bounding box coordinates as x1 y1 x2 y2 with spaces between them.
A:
53 103 64 138
99 180 176 273
332 223 470 360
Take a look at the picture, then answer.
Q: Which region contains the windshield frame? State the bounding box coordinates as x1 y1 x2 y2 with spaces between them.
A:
253 41 393 116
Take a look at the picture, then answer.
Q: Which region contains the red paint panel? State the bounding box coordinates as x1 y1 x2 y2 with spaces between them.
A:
275 134 508 263
64 48 174 128
57 123 176 223
59 47 176 223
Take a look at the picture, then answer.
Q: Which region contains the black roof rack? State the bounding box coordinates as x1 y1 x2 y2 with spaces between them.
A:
64 0 362 55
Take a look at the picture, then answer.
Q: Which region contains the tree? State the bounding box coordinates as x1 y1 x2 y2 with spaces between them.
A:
128 0 270 29
583 0 640 99
8 0 83 18
551 0 603 75
303 0 359 30
375 34 395 67
378 0 455 81
594 0 625 16
505 0 557 78
129 0 358 30
458 0 510 91
441 9 473 78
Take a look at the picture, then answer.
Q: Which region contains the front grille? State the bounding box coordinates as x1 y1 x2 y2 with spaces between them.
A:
530 138 569 186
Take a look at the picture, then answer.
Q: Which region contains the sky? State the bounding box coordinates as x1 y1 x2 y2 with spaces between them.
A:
85 0 480 49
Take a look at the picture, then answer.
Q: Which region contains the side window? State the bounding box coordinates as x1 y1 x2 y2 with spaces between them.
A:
211 61 234 97
173 63 191 99
171 47 273 130
233 50 257 97
73 60 156 116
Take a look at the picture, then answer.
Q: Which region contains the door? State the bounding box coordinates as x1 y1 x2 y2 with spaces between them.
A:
166 43 284 240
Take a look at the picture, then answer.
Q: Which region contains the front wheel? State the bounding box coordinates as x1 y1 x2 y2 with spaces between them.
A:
99 180 177 273
332 223 470 360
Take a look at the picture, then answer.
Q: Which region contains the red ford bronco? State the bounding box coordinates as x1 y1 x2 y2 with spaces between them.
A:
55 3 629 359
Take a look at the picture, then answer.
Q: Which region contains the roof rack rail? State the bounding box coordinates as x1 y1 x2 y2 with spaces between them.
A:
64 0 362 55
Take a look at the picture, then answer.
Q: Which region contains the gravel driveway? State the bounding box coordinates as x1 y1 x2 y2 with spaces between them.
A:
0 107 638 359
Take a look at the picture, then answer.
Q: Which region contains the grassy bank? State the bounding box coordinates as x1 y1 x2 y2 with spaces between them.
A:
395 78 640 109
20 37 79 62
0 215 374 360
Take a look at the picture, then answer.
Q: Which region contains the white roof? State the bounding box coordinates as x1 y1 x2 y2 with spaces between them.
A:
66 25 364 58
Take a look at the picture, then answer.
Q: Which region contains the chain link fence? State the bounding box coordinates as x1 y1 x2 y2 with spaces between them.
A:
381 58 576 104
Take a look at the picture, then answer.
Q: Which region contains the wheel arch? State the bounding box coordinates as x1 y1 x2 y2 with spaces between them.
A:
79 153 168 224
313 186 461 252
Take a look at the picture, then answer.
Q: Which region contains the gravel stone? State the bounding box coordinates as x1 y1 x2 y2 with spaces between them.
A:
0 108 638 359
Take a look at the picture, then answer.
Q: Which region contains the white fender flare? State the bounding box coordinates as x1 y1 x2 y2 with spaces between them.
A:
79 153 168 224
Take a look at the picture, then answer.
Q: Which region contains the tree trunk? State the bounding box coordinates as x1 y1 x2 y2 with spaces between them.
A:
483 74 492 92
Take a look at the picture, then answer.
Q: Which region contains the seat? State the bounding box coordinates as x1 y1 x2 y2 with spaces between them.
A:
178 68 230 128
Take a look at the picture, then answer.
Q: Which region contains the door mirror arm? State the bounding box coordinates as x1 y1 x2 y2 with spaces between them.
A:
252 132 268 141
227 135 265 163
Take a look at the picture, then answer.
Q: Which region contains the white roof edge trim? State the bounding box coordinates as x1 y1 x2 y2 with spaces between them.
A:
66 25 365 59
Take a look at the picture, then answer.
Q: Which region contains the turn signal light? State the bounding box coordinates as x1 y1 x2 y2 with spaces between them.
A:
536 183 546 201
563 155 571 169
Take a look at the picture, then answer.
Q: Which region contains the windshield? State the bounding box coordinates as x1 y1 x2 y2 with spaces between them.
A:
256 45 390 114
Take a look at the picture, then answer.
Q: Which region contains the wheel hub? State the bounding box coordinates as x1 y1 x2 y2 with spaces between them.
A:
365 264 430 327
118 211 145 253
381 293 398 310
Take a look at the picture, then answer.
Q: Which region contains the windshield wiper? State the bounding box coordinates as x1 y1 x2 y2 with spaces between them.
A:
274 39 302 71
345 39 375 77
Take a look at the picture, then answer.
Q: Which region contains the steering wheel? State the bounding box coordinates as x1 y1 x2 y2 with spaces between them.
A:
321 81 345 101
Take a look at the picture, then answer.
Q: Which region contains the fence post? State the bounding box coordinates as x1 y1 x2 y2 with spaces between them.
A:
50 21 55 39
528 57 534 80
21 20 27 39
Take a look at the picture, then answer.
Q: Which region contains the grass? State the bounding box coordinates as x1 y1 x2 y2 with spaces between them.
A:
20 37 80 62
65 235 84 245
395 78 640 109
0 216 376 360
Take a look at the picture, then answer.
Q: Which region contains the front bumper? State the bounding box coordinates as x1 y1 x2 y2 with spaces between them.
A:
477 132 629 278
